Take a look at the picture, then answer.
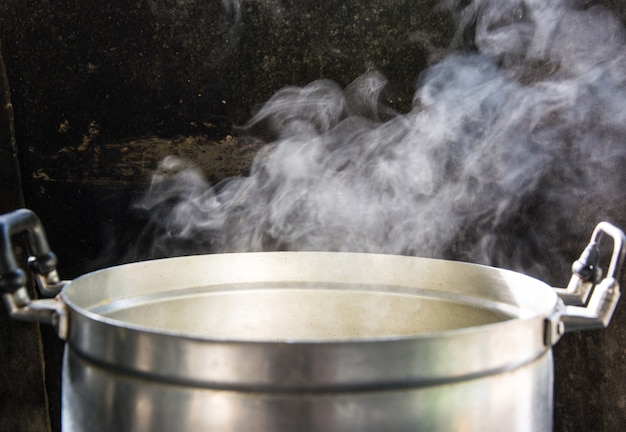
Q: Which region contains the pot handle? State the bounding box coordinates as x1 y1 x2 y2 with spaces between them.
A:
552 222 625 336
0 209 68 339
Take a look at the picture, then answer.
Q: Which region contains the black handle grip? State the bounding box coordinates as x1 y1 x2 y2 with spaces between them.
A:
0 209 57 293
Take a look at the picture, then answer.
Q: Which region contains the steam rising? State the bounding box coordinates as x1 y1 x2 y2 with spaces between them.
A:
135 0 626 279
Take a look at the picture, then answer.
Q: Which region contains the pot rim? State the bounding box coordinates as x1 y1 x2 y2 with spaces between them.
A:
59 251 558 390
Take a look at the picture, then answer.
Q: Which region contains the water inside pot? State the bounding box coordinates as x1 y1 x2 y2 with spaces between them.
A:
92 282 517 341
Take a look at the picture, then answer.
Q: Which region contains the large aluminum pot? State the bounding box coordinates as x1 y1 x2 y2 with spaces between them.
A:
1 209 625 432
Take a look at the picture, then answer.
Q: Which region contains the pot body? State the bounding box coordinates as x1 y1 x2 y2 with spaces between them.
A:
62 345 554 432
56 252 561 432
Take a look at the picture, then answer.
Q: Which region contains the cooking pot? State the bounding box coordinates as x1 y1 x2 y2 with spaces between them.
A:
1 209 624 432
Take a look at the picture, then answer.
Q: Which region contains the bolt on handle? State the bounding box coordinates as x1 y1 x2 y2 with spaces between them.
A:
0 208 61 295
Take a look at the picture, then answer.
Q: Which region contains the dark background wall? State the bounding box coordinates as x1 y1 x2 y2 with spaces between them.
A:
0 43 51 432
0 1 625 431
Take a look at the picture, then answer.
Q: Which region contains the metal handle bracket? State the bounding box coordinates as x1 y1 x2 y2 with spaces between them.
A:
3 287 68 340
553 222 625 335
0 209 63 295
0 209 68 338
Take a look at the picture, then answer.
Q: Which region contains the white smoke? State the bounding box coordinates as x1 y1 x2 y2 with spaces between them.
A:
135 0 626 281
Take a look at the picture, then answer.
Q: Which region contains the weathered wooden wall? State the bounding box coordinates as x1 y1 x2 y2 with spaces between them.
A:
0 42 51 432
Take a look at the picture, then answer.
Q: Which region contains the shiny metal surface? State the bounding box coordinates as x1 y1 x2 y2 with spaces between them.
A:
61 252 556 389
57 252 558 431
63 345 555 432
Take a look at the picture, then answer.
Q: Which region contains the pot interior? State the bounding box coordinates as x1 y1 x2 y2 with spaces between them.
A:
91 282 515 341
65 252 558 343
